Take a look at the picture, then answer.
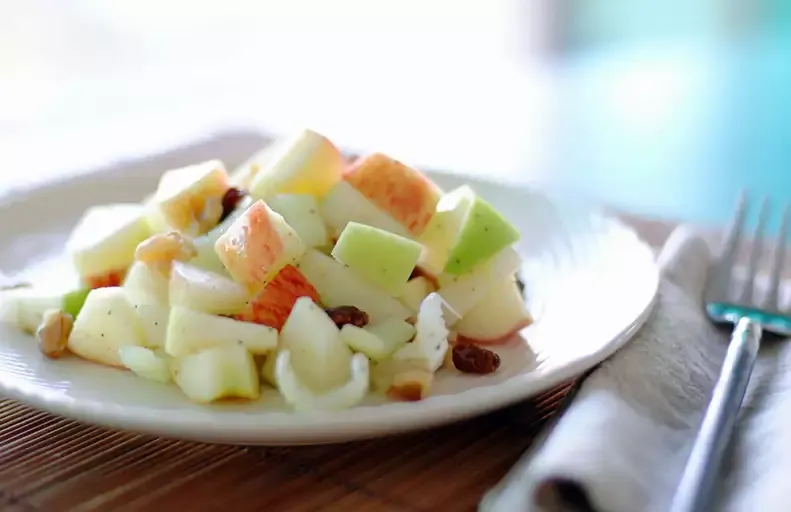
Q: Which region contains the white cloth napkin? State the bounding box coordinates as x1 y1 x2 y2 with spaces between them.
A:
482 226 791 512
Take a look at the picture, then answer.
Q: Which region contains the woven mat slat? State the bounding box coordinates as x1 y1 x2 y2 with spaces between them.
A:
0 379 578 511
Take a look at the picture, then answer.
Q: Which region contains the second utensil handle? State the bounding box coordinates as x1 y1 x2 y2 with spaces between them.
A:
669 317 761 512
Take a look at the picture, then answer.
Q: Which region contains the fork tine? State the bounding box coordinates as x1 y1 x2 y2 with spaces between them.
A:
740 197 770 305
765 202 791 310
709 191 748 301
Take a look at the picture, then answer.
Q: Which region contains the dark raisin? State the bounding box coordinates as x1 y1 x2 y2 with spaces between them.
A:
219 187 247 223
324 305 369 328
452 343 501 374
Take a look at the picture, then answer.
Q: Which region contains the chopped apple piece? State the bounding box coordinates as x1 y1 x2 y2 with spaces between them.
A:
229 144 278 189
276 350 369 412
261 351 278 388
280 297 352 392
331 222 422 296
320 181 411 239
165 306 277 357
215 200 305 292
0 288 86 334
66 204 152 288
150 159 229 234
118 346 171 383
133 303 169 349
267 194 329 248
233 264 319 330
455 276 533 344
123 260 170 306
296 249 412 324
364 318 416 349
173 345 260 403
398 276 436 313
248 128 344 200
169 262 248 315
340 324 408 362
393 293 449 372
438 247 522 323
191 196 254 276
67 287 148 367
343 153 442 237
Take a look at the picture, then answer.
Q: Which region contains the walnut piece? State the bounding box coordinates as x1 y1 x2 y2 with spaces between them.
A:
36 309 73 359
135 232 197 270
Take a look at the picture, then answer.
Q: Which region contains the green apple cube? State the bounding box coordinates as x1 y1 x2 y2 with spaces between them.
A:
320 181 411 239
422 185 520 276
331 222 422 296
280 297 351 393
173 344 260 403
66 204 152 282
296 249 413 324
67 287 148 367
267 194 329 248
61 288 91 318
190 196 253 276
118 346 172 383
165 306 277 357
364 317 416 348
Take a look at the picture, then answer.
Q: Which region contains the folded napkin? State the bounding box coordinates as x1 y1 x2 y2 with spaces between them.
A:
482 226 791 512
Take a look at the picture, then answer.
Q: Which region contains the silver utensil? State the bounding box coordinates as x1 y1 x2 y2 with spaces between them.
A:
670 194 791 512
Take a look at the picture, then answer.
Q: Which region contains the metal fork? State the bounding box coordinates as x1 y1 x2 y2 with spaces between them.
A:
670 193 791 512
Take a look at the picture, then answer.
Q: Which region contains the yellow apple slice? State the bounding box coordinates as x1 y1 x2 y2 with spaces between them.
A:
343 153 442 237
215 200 306 293
169 261 249 315
150 159 229 233
66 204 152 288
249 128 344 200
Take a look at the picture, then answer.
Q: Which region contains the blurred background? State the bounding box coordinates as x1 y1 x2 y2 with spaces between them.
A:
1 0 790 231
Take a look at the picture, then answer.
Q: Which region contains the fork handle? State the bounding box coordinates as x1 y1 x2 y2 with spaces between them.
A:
669 317 762 512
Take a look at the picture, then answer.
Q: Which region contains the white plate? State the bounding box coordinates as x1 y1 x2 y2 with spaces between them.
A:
0 140 659 445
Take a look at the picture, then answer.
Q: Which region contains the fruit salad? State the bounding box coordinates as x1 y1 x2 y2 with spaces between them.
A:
0 129 533 411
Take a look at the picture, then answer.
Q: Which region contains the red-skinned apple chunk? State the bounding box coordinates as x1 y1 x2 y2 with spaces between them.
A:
343 153 442 237
214 200 305 293
233 264 320 330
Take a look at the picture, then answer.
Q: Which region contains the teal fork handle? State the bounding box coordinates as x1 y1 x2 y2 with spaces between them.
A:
670 317 762 512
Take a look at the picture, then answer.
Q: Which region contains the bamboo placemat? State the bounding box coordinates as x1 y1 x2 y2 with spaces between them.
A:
0 379 578 512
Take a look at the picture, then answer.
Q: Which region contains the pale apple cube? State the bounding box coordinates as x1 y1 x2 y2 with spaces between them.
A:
267 194 329 248
296 249 413 324
133 303 169 349
364 318 416 348
151 159 229 233
417 186 473 275
173 344 260 403
454 275 532 343
398 276 436 313
332 222 422 296
340 324 406 362
320 181 411 239
67 287 148 367
344 153 442 237
66 204 152 283
249 128 344 200
0 288 63 334
123 260 170 306
118 346 171 383
280 297 352 393
169 262 249 315
230 144 278 189
215 200 305 292
165 305 277 357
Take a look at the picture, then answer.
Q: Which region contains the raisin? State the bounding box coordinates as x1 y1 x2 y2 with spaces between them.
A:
452 343 501 374
219 187 247 222
324 306 369 328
